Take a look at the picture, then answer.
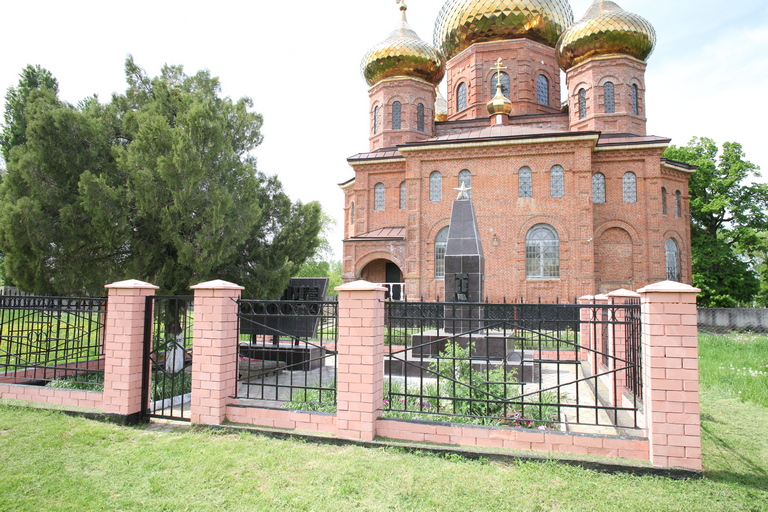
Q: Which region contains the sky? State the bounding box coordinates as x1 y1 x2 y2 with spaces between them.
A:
1 0 767 260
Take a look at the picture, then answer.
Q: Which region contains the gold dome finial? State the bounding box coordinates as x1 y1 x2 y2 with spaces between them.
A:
435 87 448 122
487 58 513 116
361 1 445 87
556 0 656 70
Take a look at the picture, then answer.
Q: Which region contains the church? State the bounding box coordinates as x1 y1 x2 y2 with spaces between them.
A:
340 0 694 302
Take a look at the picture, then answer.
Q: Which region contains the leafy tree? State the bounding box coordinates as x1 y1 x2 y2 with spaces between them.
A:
663 137 768 306
0 59 323 305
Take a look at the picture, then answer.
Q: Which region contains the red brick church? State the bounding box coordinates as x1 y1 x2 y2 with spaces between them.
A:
340 0 693 302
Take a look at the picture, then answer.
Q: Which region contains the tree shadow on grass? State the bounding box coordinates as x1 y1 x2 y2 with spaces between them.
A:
701 416 768 492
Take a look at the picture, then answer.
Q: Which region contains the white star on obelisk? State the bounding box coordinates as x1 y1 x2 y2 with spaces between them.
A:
454 182 472 200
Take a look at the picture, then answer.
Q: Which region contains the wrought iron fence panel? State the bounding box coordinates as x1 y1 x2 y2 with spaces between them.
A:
0 295 107 389
142 295 194 421
236 299 338 409
384 300 642 432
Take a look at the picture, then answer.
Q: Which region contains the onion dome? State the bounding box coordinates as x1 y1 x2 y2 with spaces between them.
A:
435 88 448 121
487 59 513 115
362 2 445 87
434 0 575 61
556 0 656 70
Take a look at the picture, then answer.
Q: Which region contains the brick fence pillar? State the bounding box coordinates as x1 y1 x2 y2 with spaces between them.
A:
102 280 158 420
335 280 386 441
639 281 702 471
190 280 243 425
606 288 641 406
577 295 594 362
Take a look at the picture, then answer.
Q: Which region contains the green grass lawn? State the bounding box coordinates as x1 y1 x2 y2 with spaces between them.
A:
1 333 767 511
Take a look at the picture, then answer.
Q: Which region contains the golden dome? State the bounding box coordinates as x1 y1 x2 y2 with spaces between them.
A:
362 3 446 87
556 0 656 70
435 88 448 121
434 0 575 60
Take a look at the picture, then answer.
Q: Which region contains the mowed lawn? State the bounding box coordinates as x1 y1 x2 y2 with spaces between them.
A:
0 333 766 512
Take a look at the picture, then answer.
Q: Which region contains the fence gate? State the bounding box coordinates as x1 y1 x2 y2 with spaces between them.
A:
142 295 194 421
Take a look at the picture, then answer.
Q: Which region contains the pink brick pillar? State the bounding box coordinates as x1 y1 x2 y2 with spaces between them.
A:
335 280 386 441
190 280 243 425
102 280 158 420
606 288 641 406
639 281 702 471
577 295 594 362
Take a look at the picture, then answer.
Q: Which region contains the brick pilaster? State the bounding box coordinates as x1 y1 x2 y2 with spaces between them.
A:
639 281 702 471
335 280 386 441
190 280 243 425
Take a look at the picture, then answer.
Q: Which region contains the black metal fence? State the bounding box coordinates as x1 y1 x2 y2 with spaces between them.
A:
235 299 338 409
142 296 194 421
384 300 642 431
0 295 107 389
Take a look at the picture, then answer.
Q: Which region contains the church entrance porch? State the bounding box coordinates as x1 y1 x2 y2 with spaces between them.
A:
360 258 404 300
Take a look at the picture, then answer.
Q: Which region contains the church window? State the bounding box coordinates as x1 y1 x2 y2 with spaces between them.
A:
604 82 615 113
661 187 668 215
399 181 406 209
457 83 467 111
550 165 564 197
666 238 681 281
537 75 549 106
434 226 449 278
631 84 639 115
374 183 385 210
491 72 510 99
526 224 560 278
430 171 442 201
392 101 402 130
373 106 380 134
518 167 533 198
417 103 425 132
350 202 355 224
623 172 637 203
592 173 605 203
458 170 471 198
578 88 587 119
675 190 682 217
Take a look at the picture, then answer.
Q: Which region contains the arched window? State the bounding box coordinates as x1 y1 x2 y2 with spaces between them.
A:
623 172 637 203
417 103 425 132
550 165 564 197
491 72 510 99
350 202 355 224
457 83 467 111
526 224 560 278
604 82 615 113
675 190 682 217
661 187 668 215
578 88 587 119
592 173 606 203
392 101 401 130
374 183 385 211
631 84 639 115
458 169 471 199
373 106 380 134
429 171 442 202
537 75 549 106
434 226 449 278
399 181 406 209
519 166 533 198
665 238 681 281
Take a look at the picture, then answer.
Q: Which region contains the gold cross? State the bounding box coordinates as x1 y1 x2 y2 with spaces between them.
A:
492 58 507 76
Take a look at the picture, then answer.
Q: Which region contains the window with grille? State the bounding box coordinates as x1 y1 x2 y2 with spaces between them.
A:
435 227 449 278
373 106 380 134
666 238 680 281
631 84 639 115
350 202 355 224
417 103 425 132
537 75 549 106
675 190 682 217
592 173 606 203
491 72 510 99
519 167 533 198
374 183 385 210
550 165 564 197
399 182 406 209
661 187 668 215
604 82 615 113
457 83 467 111
458 170 471 199
526 224 560 278
429 171 442 201
623 172 637 203
392 101 401 130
